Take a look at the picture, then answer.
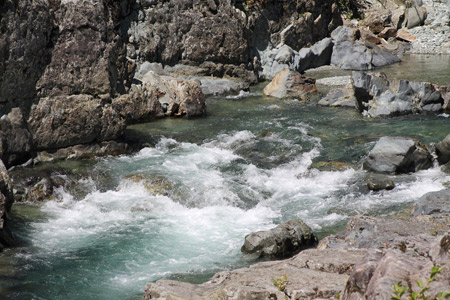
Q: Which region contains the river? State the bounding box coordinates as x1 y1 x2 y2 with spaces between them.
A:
1 54 450 300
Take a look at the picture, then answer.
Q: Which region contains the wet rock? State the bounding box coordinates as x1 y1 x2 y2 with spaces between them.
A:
0 159 14 248
366 175 395 191
28 95 125 150
143 247 366 300
263 69 317 100
241 219 318 258
412 189 450 217
352 71 444 117
318 86 356 107
363 136 433 174
311 161 353 171
124 174 173 196
436 134 450 165
140 72 206 117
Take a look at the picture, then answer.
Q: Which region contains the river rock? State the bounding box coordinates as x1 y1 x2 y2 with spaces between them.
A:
0 159 14 248
412 189 450 217
352 71 444 117
140 71 206 117
406 6 427 29
143 247 367 300
436 134 450 165
318 86 356 107
263 70 317 100
363 136 433 174
241 219 318 258
366 175 395 191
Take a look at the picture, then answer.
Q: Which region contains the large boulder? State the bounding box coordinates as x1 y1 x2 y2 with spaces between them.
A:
352 71 444 117
28 95 125 150
263 69 317 100
363 136 433 174
140 72 206 117
330 26 401 71
0 159 14 249
241 219 318 258
318 86 356 107
436 134 450 165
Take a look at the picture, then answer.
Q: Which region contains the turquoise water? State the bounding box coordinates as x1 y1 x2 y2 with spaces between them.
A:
2 55 450 300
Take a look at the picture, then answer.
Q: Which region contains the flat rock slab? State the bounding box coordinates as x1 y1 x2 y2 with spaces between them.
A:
143 248 367 300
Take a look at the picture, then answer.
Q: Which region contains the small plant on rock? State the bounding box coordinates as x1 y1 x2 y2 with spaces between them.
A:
272 274 288 291
391 266 450 300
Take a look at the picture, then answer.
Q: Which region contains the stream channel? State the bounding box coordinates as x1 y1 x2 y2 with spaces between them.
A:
1 54 450 300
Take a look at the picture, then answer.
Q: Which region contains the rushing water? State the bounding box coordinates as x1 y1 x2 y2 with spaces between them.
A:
2 55 450 300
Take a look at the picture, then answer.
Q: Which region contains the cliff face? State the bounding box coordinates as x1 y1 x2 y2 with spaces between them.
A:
0 0 133 166
0 0 341 167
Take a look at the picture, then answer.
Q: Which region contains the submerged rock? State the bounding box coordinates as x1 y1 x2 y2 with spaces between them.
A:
263 69 317 100
363 136 433 174
366 175 395 191
241 219 318 258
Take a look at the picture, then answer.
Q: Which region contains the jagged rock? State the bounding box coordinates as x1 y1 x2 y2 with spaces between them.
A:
330 26 400 70
140 72 206 117
378 27 397 40
112 83 164 123
263 69 317 100
363 136 433 174
440 86 450 112
143 247 367 300
0 159 14 248
352 71 444 117
28 95 125 150
366 175 395 191
241 219 318 258
412 189 450 217
436 134 450 165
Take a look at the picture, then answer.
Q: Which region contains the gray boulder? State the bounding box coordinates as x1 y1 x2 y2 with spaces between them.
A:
318 86 357 107
406 6 427 29
241 219 318 258
366 175 395 191
363 136 433 174
436 134 450 165
412 189 450 217
352 72 444 117
330 26 400 71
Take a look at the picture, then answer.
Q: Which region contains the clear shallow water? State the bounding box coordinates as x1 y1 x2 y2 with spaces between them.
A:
2 56 450 300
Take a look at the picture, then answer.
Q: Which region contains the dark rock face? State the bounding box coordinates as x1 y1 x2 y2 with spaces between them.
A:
241 219 318 258
128 0 341 78
0 0 133 166
0 159 14 248
363 136 433 174
436 134 450 165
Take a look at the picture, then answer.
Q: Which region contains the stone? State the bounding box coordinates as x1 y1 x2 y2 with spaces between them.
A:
318 86 356 107
140 72 206 117
366 175 395 191
363 136 433 174
396 29 417 42
143 247 367 300
436 134 450 165
378 27 397 40
241 219 318 258
412 189 450 217
406 6 427 29
28 95 125 150
263 69 317 100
